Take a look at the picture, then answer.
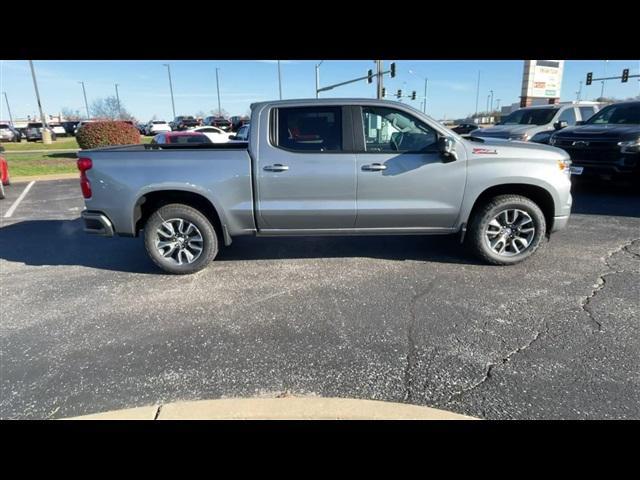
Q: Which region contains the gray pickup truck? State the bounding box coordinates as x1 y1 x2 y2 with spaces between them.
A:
79 98 573 274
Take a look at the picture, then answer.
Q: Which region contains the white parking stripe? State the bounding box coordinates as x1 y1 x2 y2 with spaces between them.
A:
3 181 36 218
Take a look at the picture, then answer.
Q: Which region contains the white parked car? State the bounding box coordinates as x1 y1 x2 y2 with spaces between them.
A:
145 121 172 136
49 124 67 137
187 126 233 143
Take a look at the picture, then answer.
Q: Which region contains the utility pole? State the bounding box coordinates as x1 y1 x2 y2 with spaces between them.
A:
79 81 90 119
114 83 121 119
29 60 51 144
3 92 13 124
489 90 494 113
215 67 222 115
277 60 282 100
474 70 481 116
163 64 176 119
376 60 383 99
496 98 501 111
315 61 324 98
486 93 490 114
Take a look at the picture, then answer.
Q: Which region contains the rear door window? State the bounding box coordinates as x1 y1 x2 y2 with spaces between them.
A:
276 106 342 152
579 107 596 122
558 107 577 125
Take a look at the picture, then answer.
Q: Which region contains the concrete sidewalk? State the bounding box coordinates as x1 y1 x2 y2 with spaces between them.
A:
66 397 477 420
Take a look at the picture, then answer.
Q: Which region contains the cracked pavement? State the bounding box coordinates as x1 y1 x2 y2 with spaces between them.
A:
1 179 639 419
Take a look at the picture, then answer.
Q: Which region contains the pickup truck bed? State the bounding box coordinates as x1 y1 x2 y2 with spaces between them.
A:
79 98 573 274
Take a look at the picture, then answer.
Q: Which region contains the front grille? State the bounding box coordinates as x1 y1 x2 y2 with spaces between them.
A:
555 138 621 165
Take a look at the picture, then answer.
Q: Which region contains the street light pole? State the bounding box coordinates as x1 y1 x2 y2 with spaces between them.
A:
163 64 176 119
496 98 501 111
3 92 13 124
475 70 481 116
576 81 583 101
277 60 282 100
600 60 608 98
115 83 121 119
490 90 494 112
486 93 490 114
29 60 51 144
408 69 428 112
215 67 222 115
79 81 90 120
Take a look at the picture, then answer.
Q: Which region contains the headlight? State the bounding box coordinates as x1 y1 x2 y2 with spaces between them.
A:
618 138 640 153
509 133 530 141
557 158 572 175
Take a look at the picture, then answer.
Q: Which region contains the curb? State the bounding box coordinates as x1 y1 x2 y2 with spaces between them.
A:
11 173 78 183
65 397 478 420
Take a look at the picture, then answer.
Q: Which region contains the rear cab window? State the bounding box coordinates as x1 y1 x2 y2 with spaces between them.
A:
274 106 343 152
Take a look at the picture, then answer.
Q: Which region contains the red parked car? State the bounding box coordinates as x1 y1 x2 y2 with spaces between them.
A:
0 145 10 199
150 131 212 145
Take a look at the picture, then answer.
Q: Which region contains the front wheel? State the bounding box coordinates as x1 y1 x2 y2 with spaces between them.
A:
466 194 547 265
144 203 219 274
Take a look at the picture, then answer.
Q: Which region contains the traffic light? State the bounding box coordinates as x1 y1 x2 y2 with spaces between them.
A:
390 62 396 78
367 69 373 84
586 72 593 86
381 88 386 98
411 91 416 100
397 89 402 99
622 68 629 83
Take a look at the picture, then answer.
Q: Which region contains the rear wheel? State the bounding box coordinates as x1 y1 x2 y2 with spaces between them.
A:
144 203 219 274
466 194 547 265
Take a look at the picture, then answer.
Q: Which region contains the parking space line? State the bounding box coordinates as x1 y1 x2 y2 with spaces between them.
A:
3 181 36 218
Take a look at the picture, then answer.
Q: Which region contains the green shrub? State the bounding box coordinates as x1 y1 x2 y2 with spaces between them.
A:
76 121 140 150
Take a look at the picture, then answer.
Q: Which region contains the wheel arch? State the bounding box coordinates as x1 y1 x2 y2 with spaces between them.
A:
133 188 230 245
465 183 556 234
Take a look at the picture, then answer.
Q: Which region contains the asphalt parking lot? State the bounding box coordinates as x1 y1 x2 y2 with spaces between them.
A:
1 178 638 419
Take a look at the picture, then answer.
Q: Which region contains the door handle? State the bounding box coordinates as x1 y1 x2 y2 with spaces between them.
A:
362 163 387 171
264 164 289 172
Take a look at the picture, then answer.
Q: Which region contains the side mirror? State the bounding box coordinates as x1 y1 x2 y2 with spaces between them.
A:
554 120 568 130
438 136 457 161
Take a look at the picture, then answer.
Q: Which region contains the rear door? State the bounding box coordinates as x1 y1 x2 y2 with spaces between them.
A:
256 105 357 230
353 105 467 229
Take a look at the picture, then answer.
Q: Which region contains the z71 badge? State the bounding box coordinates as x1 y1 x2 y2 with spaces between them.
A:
472 147 498 155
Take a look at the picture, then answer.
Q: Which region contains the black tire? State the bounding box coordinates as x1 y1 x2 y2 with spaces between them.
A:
143 203 219 274
466 194 547 266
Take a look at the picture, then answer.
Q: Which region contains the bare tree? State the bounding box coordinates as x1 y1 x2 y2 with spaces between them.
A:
90 96 134 120
211 108 229 117
61 107 82 121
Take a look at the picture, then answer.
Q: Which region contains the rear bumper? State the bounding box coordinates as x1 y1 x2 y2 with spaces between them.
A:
81 210 114 236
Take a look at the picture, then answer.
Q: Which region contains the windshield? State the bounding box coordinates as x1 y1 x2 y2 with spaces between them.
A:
585 103 640 125
501 108 559 126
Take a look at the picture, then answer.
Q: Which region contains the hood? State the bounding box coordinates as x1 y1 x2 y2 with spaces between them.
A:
466 136 568 161
473 124 543 138
554 123 640 141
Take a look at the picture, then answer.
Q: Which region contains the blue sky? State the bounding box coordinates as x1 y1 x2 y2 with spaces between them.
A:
1 59 638 122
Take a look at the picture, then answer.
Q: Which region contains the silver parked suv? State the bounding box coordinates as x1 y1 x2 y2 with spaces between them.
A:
473 102 601 144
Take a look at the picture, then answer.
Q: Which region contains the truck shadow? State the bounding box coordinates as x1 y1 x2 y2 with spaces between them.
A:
0 218 480 273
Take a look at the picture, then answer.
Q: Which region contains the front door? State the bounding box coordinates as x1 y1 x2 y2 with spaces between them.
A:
354 105 467 229
256 105 357 230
